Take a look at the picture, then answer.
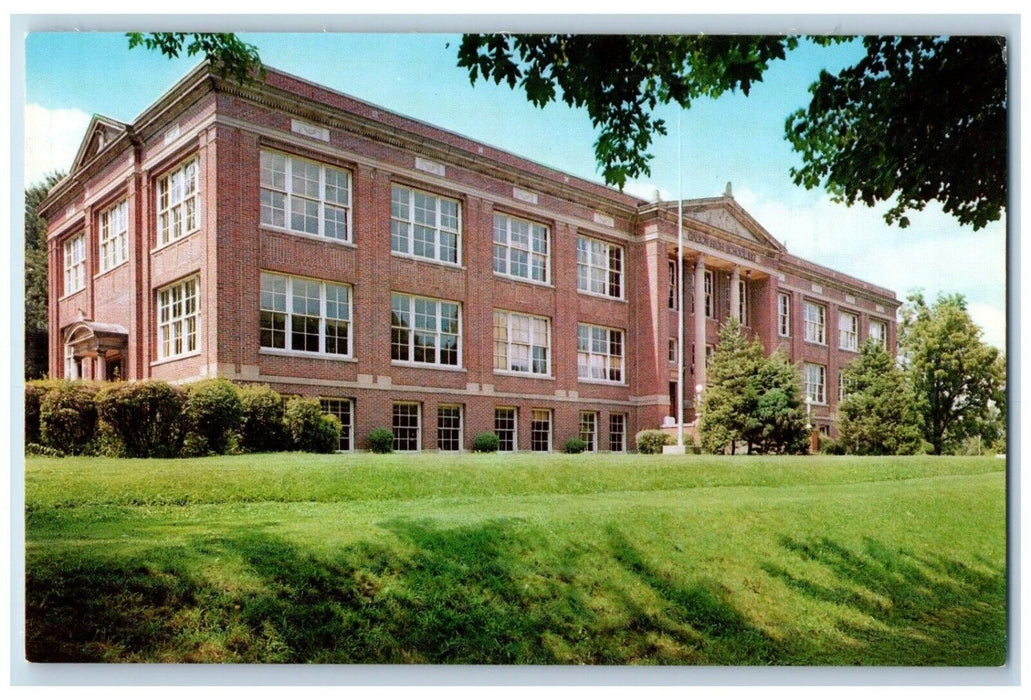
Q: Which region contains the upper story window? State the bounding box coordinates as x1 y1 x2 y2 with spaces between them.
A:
391 184 460 265
668 259 679 310
493 309 550 376
738 279 748 325
839 311 859 351
157 158 199 246
260 150 351 242
778 293 791 337
870 319 888 350
803 300 826 345
576 235 623 299
63 233 85 295
98 199 128 272
704 270 714 318
260 272 352 357
157 276 199 360
577 323 625 383
391 293 461 367
804 362 827 405
493 213 549 284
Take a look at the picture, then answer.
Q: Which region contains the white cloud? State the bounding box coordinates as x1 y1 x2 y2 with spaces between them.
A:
623 180 673 203
968 302 1008 353
23 102 91 186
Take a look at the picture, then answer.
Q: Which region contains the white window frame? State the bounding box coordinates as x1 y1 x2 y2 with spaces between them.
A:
493 310 551 376
63 233 85 295
609 413 627 453
98 199 129 273
838 371 853 403
803 300 827 345
319 398 354 452
576 235 623 299
260 150 352 242
156 158 200 246
390 184 461 265
839 311 859 351
668 259 679 310
870 320 888 350
577 323 625 384
260 272 353 358
390 293 462 368
437 404 463 452
669 337 678 364
495 407 518 451
392 402 421 452
704 270 714 318
579 411 598 452
778 293 791 337
738 279 748 325
804 363 827 405
530 408 552 452
493 213 549 284
157 276 200 360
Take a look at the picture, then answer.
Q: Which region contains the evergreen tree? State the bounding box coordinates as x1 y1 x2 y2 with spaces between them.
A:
25 172 65 379
838 340 923 455
750 350 809 455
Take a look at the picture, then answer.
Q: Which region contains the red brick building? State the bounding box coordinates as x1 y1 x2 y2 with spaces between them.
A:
40 63 900 451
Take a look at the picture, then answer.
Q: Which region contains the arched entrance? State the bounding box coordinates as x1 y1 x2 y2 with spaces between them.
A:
63 320 128 380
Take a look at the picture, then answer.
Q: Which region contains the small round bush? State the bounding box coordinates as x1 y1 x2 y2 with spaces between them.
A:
284 397 341 453
182 378 244 456
564 437 587 454
96 380 185 458
368 427 394 454
238 384 288 453
39 381 100 455
472 432 500 453
635 429 675 454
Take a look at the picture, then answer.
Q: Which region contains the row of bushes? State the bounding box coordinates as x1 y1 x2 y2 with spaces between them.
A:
25 379 341 458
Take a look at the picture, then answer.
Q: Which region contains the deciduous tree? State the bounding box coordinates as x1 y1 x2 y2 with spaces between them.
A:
25 172 64 379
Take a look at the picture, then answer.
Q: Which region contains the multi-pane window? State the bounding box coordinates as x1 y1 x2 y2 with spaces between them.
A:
609 414 626 453
577 323 625 383
437 405 463 452
668 259 679 310
260 150 351 241
838 371 854 403
98 199 128 272
495 407 517 451
260 273 352 356
576 236 623 299
63 233 85 295
669 338 677 364
392 403 421 451
493 310 550 375
839 312 859 351
870 320 887 350
390 293 461 367
778 293 791 337
579 411 598 452
493 213 549 284
157 158 199 246
738 280 748 325
804 363 827 405
390 184 460 264
704 270 714 318
803 300 827 345
319 398 353 451
157 276 199 360
530 409 552 452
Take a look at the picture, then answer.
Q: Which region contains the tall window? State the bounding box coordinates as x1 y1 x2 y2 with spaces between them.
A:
157 276 199 360
495 407 517 451
63 233 85 295
838 371 854 403
391 184 460 264
576 236 623 299
579 411 598 452
157 158 199 246
609 414 626 453
393 403 421 451
319 398 353 451
493 310 550 375
577 323 625 383
669 338 678 364
260 151 351 242
493 213 549 283
704 270 714 318
839 311 859 351
530 409 552 452
778 293 791 337
668 259 679 310
804 363 827 405
437 405 463 452
738 279 748 325
98 199 128 272
870 320 887 350
803 300 826 345
260 273 352 356
391 293 461 367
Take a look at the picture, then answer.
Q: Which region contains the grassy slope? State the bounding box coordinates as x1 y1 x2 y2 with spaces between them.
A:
24 454 1006 665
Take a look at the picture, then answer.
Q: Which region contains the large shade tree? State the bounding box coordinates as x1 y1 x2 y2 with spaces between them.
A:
25 171 65 379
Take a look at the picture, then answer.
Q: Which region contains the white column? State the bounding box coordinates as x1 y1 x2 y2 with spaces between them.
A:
96 354 107 381
694 256 707 388
730 266 741 324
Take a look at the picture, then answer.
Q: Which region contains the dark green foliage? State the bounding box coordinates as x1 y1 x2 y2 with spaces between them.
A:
126 33 264 85
634 430 674 454
471 432 500 453
369 427 395 454
25 172 65 379
95 381 186 458
39 382 100 455
25 379 64 446
564 437 587 454
283 397 341 454
181 378 244 456
238 384 288 453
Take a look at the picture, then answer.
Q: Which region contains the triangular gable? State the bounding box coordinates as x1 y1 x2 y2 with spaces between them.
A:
69 115 129 174
683 197 787 254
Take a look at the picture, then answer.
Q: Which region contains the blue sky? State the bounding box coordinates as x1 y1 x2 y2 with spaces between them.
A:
21 28 1009 350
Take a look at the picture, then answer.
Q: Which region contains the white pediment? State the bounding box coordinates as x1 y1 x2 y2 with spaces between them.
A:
70 115 129 174
686 207 762 243
681 198 786 254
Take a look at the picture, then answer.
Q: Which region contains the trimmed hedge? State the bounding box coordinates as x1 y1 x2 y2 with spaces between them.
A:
238 384 288 453
368 427 394 454
471 432 499 453
635 429 675 455
565 437 587 454
96 380 186 458
40 382 101 455
25 379 64 446
285 397 341 453
181 379 244 456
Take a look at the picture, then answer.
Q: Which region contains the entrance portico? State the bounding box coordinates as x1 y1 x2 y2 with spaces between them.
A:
63 320 128 381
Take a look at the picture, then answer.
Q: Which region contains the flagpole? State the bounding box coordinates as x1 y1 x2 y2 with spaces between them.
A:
677 109 685 448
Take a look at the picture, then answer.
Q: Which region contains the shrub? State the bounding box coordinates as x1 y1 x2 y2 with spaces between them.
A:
238 384 288 453
182 378 244 456
284 397 341 453
39 382 101 455
368 427 395 454
819 435 847 455
635 429 675 454
96 380 185 458
471 432 499 453
25 379 64 446
564 437 587 454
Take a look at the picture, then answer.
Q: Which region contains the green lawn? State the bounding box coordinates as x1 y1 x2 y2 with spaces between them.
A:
24 453 1006 665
